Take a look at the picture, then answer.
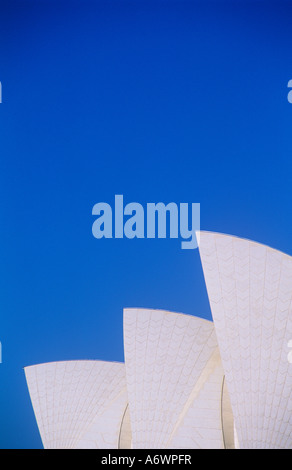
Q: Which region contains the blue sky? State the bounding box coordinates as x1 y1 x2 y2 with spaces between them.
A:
1 0 292 448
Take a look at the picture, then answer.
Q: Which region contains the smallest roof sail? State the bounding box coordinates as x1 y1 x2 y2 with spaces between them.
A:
24 360 127 449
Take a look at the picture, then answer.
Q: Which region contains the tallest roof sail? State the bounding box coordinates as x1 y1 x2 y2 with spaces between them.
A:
197 231 292 449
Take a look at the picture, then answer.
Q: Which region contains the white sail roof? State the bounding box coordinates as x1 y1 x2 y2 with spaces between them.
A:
198 231 292 449
25 310 236 449
123 308 225 448
24 360 128 449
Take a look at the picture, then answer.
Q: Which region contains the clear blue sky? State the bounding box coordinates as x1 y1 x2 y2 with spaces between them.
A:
1 0 292 448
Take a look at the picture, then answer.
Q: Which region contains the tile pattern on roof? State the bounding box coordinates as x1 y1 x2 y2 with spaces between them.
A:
198 232 292 449
25 360 127 449
123 308 219 448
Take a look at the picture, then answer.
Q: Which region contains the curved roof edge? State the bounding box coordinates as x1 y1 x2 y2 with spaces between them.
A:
196 230 292 259
24 358 125 371
123 307 213 326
